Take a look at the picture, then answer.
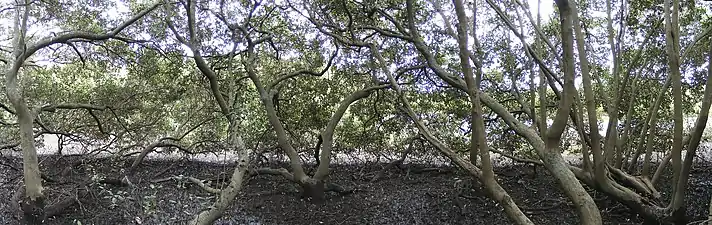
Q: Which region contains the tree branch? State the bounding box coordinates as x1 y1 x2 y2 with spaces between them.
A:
14 1 161 69
270 48 339 89
314 84 390 180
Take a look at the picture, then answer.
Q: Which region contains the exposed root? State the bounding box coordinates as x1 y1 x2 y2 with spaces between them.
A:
519 198 566 212
325 182 361 195
249 167 295 181
571 168 671 223
11 182 89 223
44 189 85 219
608 165 660 199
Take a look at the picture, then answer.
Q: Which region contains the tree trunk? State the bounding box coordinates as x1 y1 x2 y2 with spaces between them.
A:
246 49 309 184
663 0 684 217
669 29 712 224
616 77 640 169
190 121 249 225
452 0 533 224
6 1 45 223
300 179 326 203
627 77 670 174
10 93 46 225
313 85 388 180
177 2 253 223
603 0 621 164
652 153 673 185
550 1 603 223
535 0 548 136
570 0 596 173
403 0 600 223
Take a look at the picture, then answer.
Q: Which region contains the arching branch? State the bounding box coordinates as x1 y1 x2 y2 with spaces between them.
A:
269 48 339 90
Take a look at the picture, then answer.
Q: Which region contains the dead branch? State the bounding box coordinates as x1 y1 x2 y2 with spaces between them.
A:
187 177 221 194
44 189 86 219
97 177 131 187
150 175 220 194
150 159 184 179
249 167 295 181
126 138 193 176
371 138 417 182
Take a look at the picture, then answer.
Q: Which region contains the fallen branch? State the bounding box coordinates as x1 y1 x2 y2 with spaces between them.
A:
371 140 416 182
150 175 220 194
150 159 184 179
44 189 85 219
249 167 295 181
150 176 176 183
126 139 190 176
686 219 711 225
187 177 221 194
408 167 452 174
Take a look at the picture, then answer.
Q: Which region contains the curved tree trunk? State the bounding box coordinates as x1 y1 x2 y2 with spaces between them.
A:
8 85 45 224
399 0 601 223
190 121 250 225
452 0 534 223
301 84 386 201
170 2 253 223
669 31 712 224
313 85 389 181
246 50 310 185
3 0 159 223
246 33 385 201
663 0 684 220
6 1 45 223
374 47 533 224
127 139 173 176
374 3 534 220
652 153 673 185
547 1 603 223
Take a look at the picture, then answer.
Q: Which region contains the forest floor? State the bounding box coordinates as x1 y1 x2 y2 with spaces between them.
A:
0 155 710 225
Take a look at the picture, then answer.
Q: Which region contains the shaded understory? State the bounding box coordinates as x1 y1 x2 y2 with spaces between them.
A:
0 155 710 225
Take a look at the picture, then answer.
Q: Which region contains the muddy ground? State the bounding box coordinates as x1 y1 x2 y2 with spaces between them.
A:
0 155 710 225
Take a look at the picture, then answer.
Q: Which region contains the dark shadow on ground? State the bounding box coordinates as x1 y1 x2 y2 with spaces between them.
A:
0 155 709 225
